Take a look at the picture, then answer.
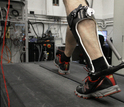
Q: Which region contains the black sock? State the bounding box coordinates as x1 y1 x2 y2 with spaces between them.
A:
61 52 70 62
92 57 108 72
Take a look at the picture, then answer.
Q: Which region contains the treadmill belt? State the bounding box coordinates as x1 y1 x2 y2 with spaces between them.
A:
0 62 124 107
39 61 124 103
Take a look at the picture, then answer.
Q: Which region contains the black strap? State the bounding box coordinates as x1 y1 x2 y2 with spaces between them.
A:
89 62 124 80
67 5 87 29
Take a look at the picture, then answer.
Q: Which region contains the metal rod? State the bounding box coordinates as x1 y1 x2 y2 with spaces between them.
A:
106 37 122 61
91 0 94 8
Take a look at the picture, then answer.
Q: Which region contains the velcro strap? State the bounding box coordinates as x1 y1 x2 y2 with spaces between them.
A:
67 4 95 29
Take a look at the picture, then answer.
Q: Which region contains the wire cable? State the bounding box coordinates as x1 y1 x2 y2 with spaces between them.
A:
33 14 40 36
28 20 45 37
29 15 45 34
5 45 12 63
38 45 43 62
28 20 39 37
0 0 11 107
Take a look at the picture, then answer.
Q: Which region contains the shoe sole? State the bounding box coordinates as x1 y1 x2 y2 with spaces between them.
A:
74 85 121 99
54 60 70 75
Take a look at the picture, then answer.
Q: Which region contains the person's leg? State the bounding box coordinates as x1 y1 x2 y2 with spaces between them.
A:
63 0 110 72
54 26 76 75
64 26 77 57
54 0 89 75
63 0 102 60
63 0 121 98
78 20 102 60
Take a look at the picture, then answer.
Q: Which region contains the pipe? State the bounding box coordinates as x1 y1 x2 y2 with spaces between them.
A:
107 37 122 61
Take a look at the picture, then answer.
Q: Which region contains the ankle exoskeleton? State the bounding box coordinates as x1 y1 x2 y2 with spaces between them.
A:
67 4 124 80
67 4 109 73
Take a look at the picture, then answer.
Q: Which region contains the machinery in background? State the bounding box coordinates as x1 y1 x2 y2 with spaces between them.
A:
0 0 28 63
28 17 60 62
28 38 54 62
28 27 54 62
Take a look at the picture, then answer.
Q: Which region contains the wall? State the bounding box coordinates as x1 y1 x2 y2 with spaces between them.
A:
27 0 105 18
28 0 46 14
103 0 114 19
92 0 103 19
92 0 114 19
27 0 114 19
46 0 66 17
112 0 124 74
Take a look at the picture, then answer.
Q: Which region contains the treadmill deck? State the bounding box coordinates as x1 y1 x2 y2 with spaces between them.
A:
0 61 124 107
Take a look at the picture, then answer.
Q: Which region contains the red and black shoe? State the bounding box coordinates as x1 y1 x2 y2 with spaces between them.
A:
74 74 121 99
54 50 70 75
